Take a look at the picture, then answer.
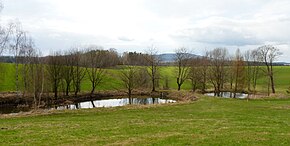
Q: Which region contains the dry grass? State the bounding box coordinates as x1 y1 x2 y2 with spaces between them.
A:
166 90 198 101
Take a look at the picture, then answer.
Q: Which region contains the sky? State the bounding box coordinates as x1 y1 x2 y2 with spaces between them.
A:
1 0 290 61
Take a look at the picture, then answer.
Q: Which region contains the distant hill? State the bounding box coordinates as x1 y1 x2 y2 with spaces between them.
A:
273 62 290 66
157 54 176 62
0 54 201 63
157 53 200 62
0 55 288 65
0 56 15 63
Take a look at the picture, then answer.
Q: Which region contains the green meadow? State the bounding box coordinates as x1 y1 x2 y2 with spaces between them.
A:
1 97 290 145
0 63 18 92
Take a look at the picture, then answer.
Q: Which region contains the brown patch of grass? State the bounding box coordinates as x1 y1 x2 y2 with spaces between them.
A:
166 90 198 101
248 93 290 99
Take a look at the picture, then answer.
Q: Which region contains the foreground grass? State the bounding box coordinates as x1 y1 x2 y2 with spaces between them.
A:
1 97 290 145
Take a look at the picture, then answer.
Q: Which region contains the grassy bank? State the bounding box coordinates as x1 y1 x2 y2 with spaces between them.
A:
1 97 290 145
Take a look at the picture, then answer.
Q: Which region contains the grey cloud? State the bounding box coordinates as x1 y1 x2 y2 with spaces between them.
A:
172 26 260 46
171 12 290 47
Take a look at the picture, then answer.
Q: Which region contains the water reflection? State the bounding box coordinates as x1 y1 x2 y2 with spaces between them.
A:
204 92 248 99
1 97 176 114
57 97 176 110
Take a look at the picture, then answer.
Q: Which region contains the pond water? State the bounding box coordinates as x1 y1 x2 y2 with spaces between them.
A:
204 92 248 99
56 97 175 110
0 97 176 114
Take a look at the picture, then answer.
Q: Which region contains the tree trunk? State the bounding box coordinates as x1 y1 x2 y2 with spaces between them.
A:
247 64 251 92
91 83 96 94
128 89 132 97
177 78 181 91
91 100 96 108
267 78 270 96
128 90 132 104
266 64 275 94
152 78 156 92
54 80 58 99
54 87 58 100
202 75 206 93
151 67 156 91
15 61 19 94
152 97 155 104
270 75 275 94
191 80 197 92
66 84 70 96
234 68 239 98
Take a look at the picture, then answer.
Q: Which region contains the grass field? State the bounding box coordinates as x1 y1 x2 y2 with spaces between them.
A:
0 63 17 91
1 63 290 93
256 66 290 93
1 97 290 145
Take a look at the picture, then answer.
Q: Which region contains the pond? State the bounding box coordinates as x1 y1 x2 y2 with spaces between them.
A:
0 97 176 114
204 92 248 99
56 97 175 110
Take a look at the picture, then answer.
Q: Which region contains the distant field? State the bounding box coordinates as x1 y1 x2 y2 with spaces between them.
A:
0 63 17 91
0 63 290 93
255 66 290 93
1 97 290 145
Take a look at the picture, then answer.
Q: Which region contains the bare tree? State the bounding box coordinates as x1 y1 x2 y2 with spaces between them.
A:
85 46 105 94
228 56 235 92
8 21 27 93
244 49 262 93
31 51 45 108
244 50 251 91
232 49 246 98
257 45 282 94
198 51 210 93
138 67 151 88
61 50 75 96
46 51 63 99
20 37 34 93
175 47 191 91
144 46 161 92
72 49 86 96
250 49 261 92
208 48 228 96
119 65 140 100
22 46 45 108
163 75 170 90
189 58 202 92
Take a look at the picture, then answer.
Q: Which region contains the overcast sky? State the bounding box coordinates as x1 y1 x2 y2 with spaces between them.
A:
1 0 290 61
